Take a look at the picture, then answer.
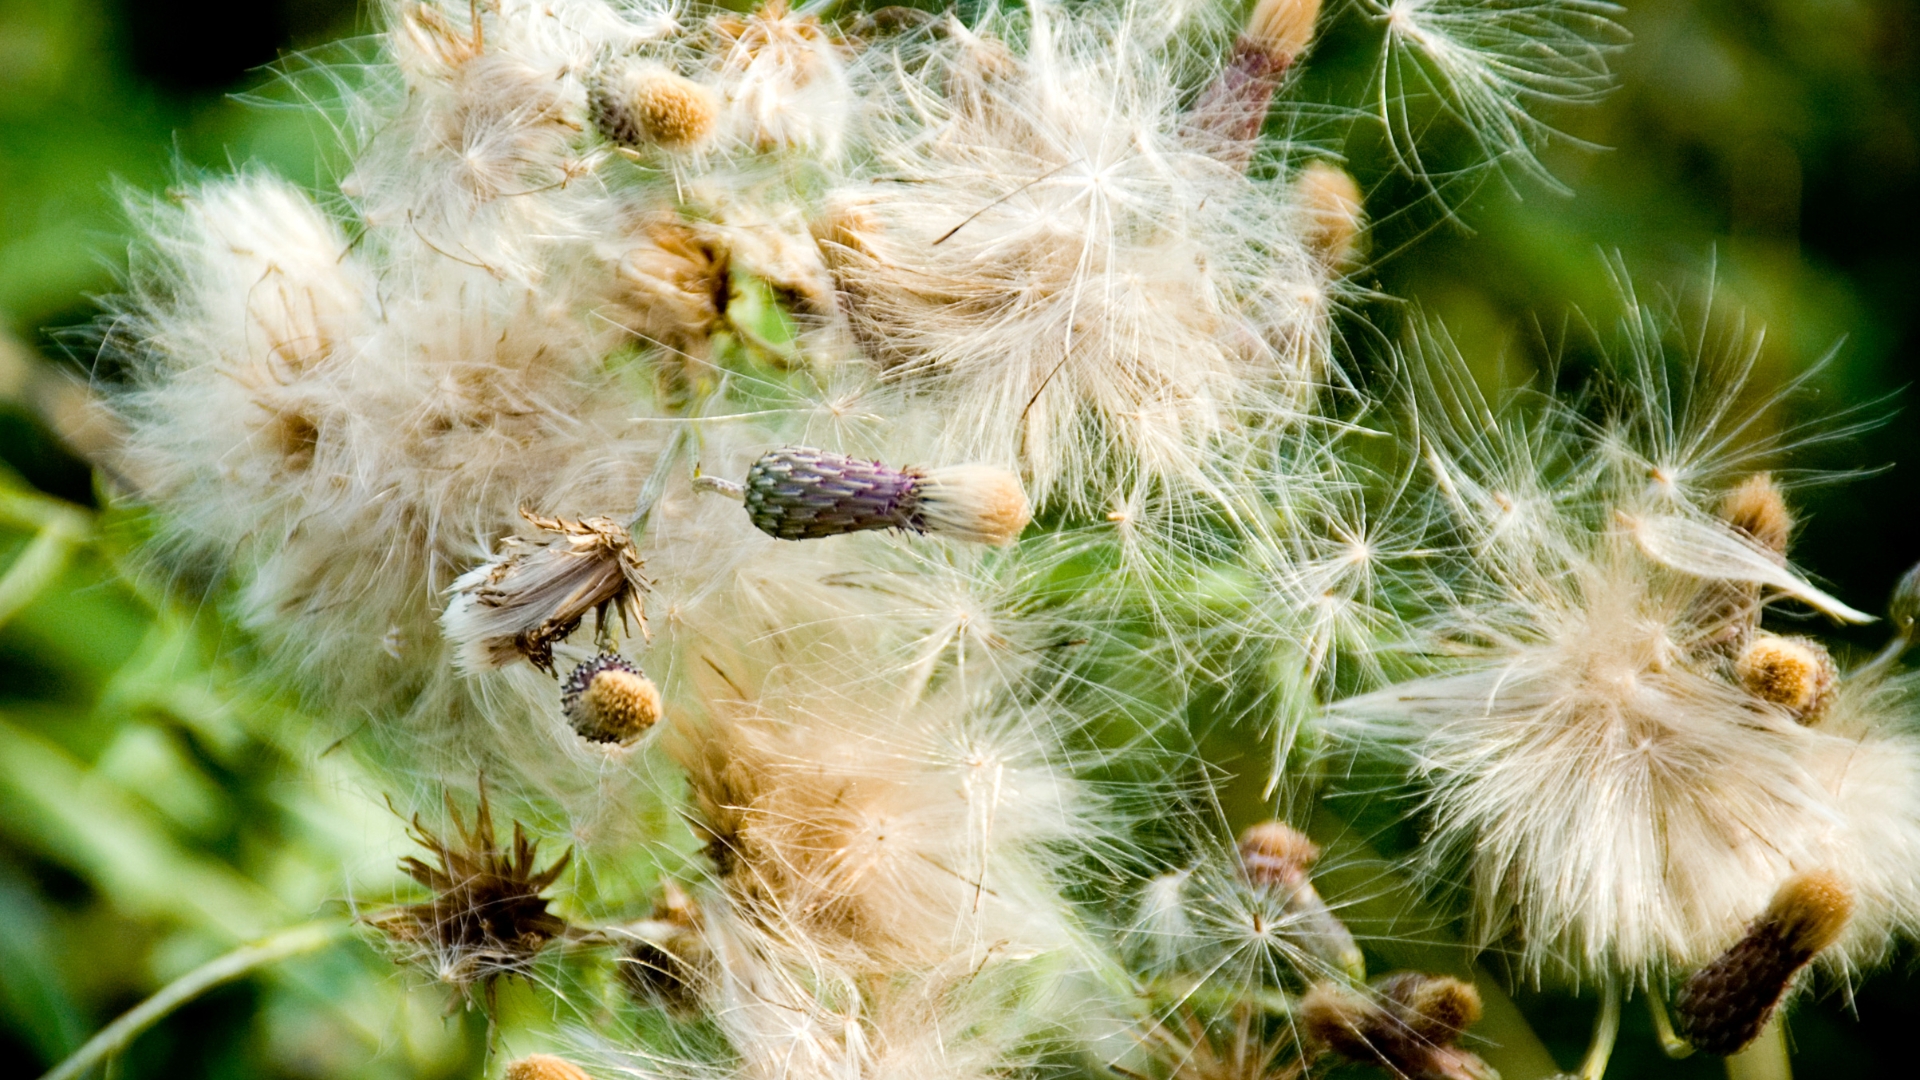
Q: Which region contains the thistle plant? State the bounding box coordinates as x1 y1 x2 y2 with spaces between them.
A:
24 1 1920 1079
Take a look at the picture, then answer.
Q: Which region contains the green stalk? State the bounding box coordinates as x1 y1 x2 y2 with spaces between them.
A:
38 920 351 1080
1724 1018 1791 1080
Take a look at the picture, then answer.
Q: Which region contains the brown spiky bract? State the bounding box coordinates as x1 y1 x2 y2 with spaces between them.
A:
443 510 651 673
371 788 573 991
1674 871 1854 1055
1300 975 1492 1080
1736 633 1837 722
504 1054 593 1080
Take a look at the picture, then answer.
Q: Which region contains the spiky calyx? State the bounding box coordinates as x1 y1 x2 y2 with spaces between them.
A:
1674 871 1853 1055
1736 633 1837 723
561 653 662 745
370 788 572 991
1300 974 1491 1080
736 448 1030 544
505 1055 593 1080
591 61 720 152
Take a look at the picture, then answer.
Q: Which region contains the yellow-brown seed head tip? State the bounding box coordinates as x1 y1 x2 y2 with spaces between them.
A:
1238 819 1320 886
1720 473 1793 557
1767 870 1853 955
1248 0 1323 66
1399 974 1482 1040
1736 633 1836 722
922 465 1031 544
1296 160 1364 271
581 669 662 743
594 64 719 152
505 1054 593 1080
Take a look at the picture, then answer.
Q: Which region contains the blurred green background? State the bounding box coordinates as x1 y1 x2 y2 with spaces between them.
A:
3 0 1918 1077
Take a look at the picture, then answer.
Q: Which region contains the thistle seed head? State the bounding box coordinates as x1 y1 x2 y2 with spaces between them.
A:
735 448 1030 545
1674 870 1853 1055
561 652 662 746
1300 974 1492 1080
1736 633 1837 723
1237 818 1320 890
504 1055 593 1080
1295 161 1364 272
443 510 651 674
620 880 708 1016
1719 473 1793 559
370 788 572 992
591 61 720 152
1247 0 1323 68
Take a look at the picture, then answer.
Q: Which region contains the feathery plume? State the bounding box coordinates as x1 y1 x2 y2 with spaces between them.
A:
1673 871 1853 1055
444 511 652 674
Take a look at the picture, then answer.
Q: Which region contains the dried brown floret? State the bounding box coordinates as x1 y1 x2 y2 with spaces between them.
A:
369 786 573 994
443 509 651 674
1300 974 1492 1080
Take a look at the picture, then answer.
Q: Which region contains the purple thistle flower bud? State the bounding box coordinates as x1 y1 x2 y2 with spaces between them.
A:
725 447 1031 545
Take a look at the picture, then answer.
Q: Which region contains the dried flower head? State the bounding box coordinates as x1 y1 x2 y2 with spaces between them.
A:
592 60 721 152
444 510 652 674
1299 974 1491 1080
711 0 851 155
371 788 572 992
1673 870 1853 1055
1736 633 1837 723
561 652 662 745
504 1054 593 1080
1238 819 1364 979
620 879 709 1016
703 447 1030 545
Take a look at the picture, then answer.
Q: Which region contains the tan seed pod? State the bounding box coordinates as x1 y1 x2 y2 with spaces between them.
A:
591 61 720 152
1736 633 1837 723
1247 0 1324 68
1237 819 1320 889
1674 871 1853 1055
560 653 662 745
1301 974 1492 1080
1720 472 1793 559
505 1054 593 1080
1295 161 1364 272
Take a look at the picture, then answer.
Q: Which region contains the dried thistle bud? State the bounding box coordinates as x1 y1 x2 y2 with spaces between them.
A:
1247 0 1323 68
719 447 1030 545
1720 473 1793 559
1890 561 1920 640
1736 633 1837 723
1239 820 1364 979
561 653 662 746
443 510 651 674
591 61 720 152
1674 870 1853 1055
505 1055 593 1080
1185 0 1321 159
1301 975 1492 1080
1295 161 1364 272
621 880 709 1016
370 788 572 992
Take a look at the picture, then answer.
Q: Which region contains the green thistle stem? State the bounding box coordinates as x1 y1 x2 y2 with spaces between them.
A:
1724 1018 1791 1080
39 919 352 1080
